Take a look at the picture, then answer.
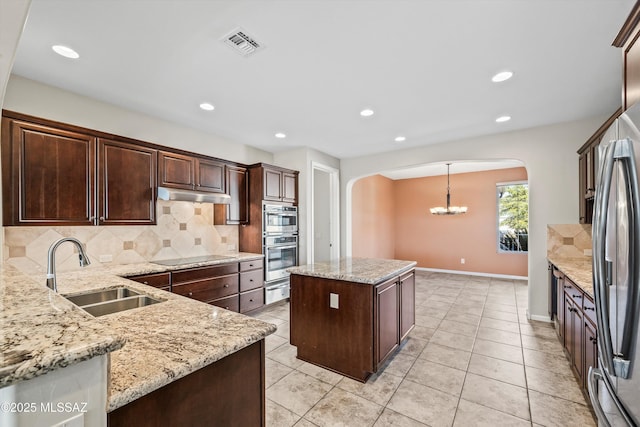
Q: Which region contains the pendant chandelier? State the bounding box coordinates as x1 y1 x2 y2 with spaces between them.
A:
430 163 468 215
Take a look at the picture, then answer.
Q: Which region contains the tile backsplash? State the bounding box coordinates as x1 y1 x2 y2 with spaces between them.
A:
547 224 592 258
3 201 239 274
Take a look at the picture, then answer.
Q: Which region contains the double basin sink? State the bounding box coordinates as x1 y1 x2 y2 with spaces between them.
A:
64 286 163 317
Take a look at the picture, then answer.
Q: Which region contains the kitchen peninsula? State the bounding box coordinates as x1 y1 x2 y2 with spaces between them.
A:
0 254 275 427
289 258 416 382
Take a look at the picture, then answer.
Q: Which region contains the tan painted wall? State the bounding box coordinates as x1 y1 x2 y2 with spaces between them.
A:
352 167 528 276
351 174 395 259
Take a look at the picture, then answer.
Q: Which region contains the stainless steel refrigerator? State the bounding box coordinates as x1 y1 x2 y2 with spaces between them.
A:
590 102 640 427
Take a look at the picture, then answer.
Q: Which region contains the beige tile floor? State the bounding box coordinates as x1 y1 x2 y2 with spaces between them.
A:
252 271 596 427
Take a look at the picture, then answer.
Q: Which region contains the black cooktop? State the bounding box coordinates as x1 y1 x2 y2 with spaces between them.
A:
152 255 237 266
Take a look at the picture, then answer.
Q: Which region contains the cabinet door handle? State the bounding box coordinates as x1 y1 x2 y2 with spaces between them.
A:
143 281 149 285
573 294 582 299
584 306 595 311
590 336 597 343
249 279 254 282
188 292 193 297
249 299 254 302
564 285 571 289
567 307 574 312
224 284 229 288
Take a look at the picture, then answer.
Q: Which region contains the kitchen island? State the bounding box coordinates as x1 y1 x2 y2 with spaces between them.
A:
0 253 275 426
289 258 416 382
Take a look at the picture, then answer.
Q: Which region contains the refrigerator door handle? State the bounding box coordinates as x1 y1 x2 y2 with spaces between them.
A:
594 140 618 376
588 366 636 427
612 137 640 379
588 367 613 427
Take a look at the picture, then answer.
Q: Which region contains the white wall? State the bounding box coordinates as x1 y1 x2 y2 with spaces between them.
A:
4 75 273 165
340 116 605 320
273 147 340 265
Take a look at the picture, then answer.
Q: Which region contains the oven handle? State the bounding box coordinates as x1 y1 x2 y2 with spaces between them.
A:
265 245 298 250
266 284 290 291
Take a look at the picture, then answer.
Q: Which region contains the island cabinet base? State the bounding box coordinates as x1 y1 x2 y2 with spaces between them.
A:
290 270 415 382
107 340 265 427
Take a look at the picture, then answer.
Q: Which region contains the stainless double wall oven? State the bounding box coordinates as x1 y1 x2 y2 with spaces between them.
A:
263 203 298 304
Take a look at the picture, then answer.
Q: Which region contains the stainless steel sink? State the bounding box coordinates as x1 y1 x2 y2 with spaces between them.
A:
65 287 141 307
81 296 161 317
63 286 163 317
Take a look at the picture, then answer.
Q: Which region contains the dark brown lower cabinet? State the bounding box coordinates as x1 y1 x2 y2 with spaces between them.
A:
551 263 598 400
399 271 415 340
290 269 415 382
127 272 171 292
107 340 265 427
376 278 399 364
125 260 264 313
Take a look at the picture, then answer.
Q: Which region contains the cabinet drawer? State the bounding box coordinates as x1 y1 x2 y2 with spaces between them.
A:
583 295 596 326
240 288 264 313
563 279 584 307
240 259 262 272
240 269 263 292
173 274 239 302
172 263 239 284
127 272 171 289
210 295 239 313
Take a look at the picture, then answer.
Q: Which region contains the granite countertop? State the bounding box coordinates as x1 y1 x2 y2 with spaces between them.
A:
288 257 417 284
548 255 593 297
1 252 276 412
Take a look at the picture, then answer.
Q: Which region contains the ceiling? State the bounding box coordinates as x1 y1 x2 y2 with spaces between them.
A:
380 159 524 180
8 0 636 160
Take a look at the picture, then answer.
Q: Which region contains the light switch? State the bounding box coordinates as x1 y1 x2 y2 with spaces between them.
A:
330 293 339 309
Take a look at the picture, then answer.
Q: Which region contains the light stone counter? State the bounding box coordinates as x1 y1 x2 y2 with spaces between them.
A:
548 255 593 297
0 264 124 389
1 253 276 412
288 257 417 284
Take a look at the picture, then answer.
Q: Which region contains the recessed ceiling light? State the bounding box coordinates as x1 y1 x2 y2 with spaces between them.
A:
199 103 215 111
492 71 513 83
51 45 79 59
360 109 374 117
275 132 286 139
496 115 511 123
394 136 406 143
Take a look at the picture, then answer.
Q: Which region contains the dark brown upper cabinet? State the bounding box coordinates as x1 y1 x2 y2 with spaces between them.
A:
1 112 157 226
577 108 621 224
251 163 298 204
196 158 225 193
613 2 640 110
158 151 196 190
214 165 248 225
2 116 96 225
98 138 157 225
158 151 225 193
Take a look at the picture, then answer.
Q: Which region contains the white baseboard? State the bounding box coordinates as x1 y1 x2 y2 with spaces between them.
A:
528 311 553 323
416 267 528 281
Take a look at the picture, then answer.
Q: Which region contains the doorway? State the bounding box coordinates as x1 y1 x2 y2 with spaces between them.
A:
310 162 339 263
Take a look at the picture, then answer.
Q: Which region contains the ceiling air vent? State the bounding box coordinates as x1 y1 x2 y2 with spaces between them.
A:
221 28 265 57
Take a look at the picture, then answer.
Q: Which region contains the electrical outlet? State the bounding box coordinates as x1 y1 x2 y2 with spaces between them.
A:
460 258 465 264
99 254 113 263
330 293 339 309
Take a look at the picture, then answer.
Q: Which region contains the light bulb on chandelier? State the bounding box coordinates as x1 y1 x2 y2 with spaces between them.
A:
430 163 468 215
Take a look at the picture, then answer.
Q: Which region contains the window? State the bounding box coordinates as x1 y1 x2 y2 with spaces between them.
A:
497 182 528 253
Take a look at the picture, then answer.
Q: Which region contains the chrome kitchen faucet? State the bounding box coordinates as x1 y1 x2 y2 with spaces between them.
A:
46 237 91 292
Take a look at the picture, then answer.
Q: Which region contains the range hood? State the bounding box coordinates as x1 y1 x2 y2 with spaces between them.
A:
157 186 231 204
